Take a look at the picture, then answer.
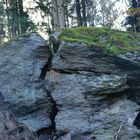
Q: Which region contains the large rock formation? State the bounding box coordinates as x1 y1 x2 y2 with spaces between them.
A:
0 28 140 140
46 40 140 140
0 33 54 133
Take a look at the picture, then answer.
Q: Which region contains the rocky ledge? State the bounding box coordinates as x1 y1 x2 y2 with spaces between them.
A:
0 27 140 140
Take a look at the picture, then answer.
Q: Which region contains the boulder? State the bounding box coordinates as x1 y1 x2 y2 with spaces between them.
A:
46 39 140 139
0 33 53 131
1 28 140 140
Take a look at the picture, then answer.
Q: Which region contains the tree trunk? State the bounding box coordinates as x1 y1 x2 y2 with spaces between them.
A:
132 0 140 32
15 0 20 35
52 0 66 30
135 0 140 32
75 0 83 26
65 4 69 27
6 0 19 37
5 0 11 38
52 0 60 29
57 0 66 28
81 0 87 26
9 0 17 37
18 0 26 34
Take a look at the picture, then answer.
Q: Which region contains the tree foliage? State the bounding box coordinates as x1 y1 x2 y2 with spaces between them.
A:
125 0 140 32
0 0 134 43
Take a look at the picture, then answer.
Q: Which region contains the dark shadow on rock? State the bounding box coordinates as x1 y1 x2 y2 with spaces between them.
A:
134 112 140 129
39 52 53 80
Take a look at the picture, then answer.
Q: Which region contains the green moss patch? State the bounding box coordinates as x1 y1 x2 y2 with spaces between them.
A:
59 27 140 54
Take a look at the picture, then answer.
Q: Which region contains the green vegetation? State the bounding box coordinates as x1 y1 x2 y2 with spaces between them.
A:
59 27 140 54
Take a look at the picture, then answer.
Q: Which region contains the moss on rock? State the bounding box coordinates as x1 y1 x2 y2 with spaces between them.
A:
59 27 140 54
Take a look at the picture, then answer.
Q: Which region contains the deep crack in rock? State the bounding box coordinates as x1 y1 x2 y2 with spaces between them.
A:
39 52 53 80
38 49 58 139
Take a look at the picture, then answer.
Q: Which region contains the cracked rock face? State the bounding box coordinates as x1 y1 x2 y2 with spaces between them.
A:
52 42 119 74
0 33 53 132
1 32 140 140
47 41 140 139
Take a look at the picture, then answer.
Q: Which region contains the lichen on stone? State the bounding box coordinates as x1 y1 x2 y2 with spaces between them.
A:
59 27 140 54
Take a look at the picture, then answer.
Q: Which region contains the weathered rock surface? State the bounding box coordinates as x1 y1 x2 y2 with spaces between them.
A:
0 33 53 132
47 39 140 139
52 42 119 74
1 31 140 140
